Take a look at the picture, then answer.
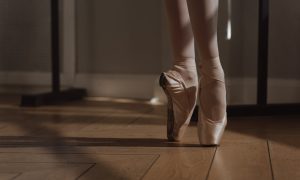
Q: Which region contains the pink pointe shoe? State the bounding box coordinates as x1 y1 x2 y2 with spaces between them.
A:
197 110 227 146
159 70 198 142
197 64 227 146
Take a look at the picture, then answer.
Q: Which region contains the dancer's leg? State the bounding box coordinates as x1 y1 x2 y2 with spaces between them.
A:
161 0 198 141
164 0 197 88
186 0 226 122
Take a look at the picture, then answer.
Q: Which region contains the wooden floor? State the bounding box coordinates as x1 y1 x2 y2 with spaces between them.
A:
0 95 299 180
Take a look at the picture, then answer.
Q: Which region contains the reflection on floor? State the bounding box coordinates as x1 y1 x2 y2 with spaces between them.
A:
0 94 299 180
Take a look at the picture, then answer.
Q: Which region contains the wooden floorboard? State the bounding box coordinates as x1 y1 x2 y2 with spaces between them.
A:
208 141 273 180
143 148 215 180
0 172 21 179
0 94 299 179
268 136 300 180
0 162 92 180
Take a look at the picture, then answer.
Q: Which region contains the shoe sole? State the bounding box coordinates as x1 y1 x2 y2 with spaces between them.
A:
159 73 176 142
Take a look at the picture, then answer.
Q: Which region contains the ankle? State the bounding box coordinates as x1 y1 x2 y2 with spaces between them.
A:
199 57 225 82
172 64 198 88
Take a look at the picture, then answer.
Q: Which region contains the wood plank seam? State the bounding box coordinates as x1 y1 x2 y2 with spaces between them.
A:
205 147 217 180
140 154 161 180
75 163 96 180
11 172 22 180
267 140 275 180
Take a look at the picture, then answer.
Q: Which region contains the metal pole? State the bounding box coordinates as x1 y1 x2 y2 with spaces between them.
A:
51 0 60 93
257 0 269 105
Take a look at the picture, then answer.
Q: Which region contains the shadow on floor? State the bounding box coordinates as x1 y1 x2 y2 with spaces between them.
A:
0 136 214 148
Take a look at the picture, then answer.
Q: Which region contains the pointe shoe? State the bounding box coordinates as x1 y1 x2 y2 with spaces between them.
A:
159 70 198 142
198 110 227 146
197 64 227 146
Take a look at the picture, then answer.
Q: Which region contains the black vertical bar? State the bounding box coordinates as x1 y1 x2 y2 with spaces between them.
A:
51 0 60 93
257 0 269 105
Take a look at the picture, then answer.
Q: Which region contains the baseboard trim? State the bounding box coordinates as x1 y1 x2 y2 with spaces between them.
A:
0 71 70 86
73 73 158 99
0 72 299 104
